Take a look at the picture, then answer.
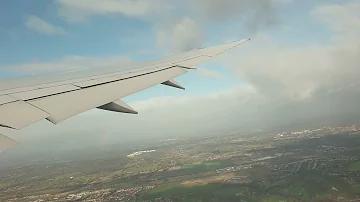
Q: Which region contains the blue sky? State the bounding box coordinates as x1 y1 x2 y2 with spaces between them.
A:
0 0 331 63
0 1 155 64
0 0 336 102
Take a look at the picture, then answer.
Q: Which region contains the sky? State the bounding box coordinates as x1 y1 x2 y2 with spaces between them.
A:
1 0 360 154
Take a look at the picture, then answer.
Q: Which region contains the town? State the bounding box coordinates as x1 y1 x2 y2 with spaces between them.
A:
1 124 360 201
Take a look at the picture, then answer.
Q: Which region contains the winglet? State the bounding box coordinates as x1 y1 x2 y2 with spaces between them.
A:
162 79 185 90
0 134 18 151
97 100 138 114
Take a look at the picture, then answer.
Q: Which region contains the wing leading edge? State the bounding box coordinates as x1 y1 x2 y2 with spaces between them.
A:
0 38 250 149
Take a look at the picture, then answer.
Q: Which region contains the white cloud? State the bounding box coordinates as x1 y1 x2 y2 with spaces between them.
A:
152 0 291 51
194 68 222 78
155 17 203 52
186 0 283 32
25 15 66 35
217 1 360 107
312 2 360 32
312 2 360 41
271 0 293 4
56 0 172 22
55 0 289 51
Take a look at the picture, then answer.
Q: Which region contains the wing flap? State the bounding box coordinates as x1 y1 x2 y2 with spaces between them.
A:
29 67 186 124
0 101 50 129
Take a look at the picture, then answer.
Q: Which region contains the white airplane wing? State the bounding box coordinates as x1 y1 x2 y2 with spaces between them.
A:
0 39 250 148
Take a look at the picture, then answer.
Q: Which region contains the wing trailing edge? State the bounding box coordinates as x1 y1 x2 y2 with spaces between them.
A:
0 101 50 129
0 134 18 151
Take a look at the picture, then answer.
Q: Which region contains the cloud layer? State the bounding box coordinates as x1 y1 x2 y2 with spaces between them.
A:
25 15 66 35
54 0 288 52
155 17 203 52
187 0 278 31
56 0 172 22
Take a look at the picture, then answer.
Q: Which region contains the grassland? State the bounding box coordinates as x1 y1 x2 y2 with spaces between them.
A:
138 170 353 201
349 161 360 171
180 160 233 172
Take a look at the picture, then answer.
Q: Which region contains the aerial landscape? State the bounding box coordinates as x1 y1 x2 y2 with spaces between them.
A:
2 125 360 202
1 0 360 202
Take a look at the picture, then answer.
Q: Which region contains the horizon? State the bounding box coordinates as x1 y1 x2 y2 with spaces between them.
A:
1 0 360 158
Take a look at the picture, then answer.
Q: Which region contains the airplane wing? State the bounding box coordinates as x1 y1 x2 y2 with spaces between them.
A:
0 39 250 148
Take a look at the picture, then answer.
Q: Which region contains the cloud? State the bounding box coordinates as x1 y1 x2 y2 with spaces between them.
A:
186 0 285 32
56 0 172 22
211 1 360 123
194 68 222 78
271 0 293 4
153 0 288 51
0 54 131 74
55 0 289 51
155 17 203 52
25 15 66 35
312 2 360 40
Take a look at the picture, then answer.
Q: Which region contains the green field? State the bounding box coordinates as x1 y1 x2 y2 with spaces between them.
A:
349 161 360 171
138 171 354 202
140 182 299 202
180 160 233 173
260 195 294 202
140 183 249 202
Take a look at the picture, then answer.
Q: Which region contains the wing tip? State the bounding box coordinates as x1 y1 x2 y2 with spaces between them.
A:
233 38 251 45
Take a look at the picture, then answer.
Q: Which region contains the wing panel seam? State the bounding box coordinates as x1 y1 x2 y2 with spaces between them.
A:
24 66 176 101
74 66 175 88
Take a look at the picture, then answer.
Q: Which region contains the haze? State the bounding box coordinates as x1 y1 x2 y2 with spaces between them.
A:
1 0 360 160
